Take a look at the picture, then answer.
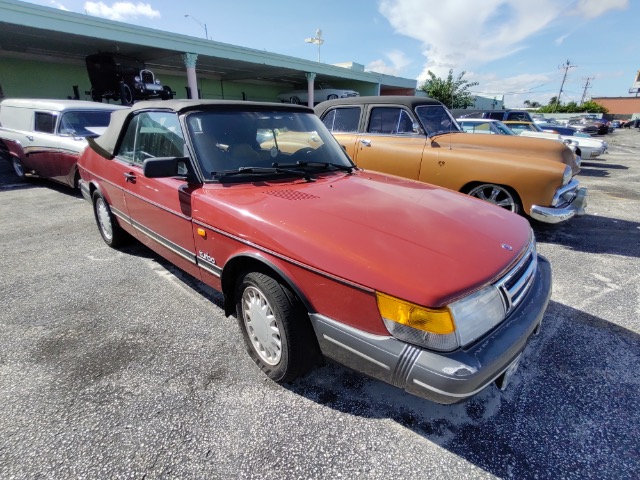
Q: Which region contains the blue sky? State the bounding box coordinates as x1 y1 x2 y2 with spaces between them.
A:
23 0 638 107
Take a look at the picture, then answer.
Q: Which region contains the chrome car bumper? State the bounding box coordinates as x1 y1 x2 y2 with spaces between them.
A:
530 180 587 224
309 256 552 405
79 179 91 202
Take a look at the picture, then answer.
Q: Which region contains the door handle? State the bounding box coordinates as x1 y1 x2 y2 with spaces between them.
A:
26 135 34 141
359 139 371 147
123 172 136 183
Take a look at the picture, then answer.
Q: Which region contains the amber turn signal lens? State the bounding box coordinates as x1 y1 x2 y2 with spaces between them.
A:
376 292 455 335
197 227 206 238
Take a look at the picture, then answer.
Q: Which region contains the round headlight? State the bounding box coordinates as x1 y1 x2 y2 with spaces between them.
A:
134 76 141 82
155 79 161 85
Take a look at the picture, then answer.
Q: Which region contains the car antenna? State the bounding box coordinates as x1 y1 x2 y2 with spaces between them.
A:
449 90 453 150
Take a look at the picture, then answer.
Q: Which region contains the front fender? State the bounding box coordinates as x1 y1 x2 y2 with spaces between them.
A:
220 251 314 316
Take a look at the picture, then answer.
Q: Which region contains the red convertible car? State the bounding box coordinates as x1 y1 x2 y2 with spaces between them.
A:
78 100 552 404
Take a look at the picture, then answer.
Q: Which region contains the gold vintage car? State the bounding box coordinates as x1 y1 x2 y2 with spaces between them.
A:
314 96 586 224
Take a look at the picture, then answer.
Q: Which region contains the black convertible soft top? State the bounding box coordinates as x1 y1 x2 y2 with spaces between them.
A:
88 99 312 159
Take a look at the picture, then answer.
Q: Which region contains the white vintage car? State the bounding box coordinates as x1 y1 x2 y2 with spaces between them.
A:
457 118 606 160
503 120 607 159
0 99 126 188
277 86 359 105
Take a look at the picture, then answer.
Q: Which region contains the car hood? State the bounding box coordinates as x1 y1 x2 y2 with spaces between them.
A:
563 136 605 148
193 171 532 307
433 132 579 175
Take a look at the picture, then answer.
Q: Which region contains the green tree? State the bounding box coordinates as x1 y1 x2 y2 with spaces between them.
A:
580 101 608 114
418 69 479 109
536 99 608 114
564 101 579 113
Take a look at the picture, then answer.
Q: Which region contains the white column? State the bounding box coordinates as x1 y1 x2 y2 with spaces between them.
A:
306 72 316 108
182 53 199 99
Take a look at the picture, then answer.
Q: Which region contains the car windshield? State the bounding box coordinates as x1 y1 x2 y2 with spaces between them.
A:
459 120 514 135
507 122 542 134
493 121 515 135
414 105 461 137
58 110 115 137
185 109 355 181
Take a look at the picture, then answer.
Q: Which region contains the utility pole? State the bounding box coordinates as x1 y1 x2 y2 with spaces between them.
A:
305 29 324 62
580 77 594 105
554 59 577 112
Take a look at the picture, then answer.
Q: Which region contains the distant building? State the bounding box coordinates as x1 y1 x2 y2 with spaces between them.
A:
414 92 505 109
592 97 640 116
0 0 415 104
471 94 504 110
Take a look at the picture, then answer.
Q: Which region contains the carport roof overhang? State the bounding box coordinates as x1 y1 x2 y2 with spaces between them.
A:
0 0 416 90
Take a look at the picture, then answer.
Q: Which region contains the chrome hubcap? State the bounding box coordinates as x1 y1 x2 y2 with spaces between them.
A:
469 184 517 212
242 286 282 365
96 198 113 241
12 158 24 177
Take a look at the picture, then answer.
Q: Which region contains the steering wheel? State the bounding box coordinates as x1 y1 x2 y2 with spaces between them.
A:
288 147 315 163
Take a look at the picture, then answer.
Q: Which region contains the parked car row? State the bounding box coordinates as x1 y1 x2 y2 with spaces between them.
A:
3 95 592 405
503 121 608 159
277 84 360 105
316 96 586 224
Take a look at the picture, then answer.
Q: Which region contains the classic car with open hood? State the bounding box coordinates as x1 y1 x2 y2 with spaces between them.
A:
315 96 587 224
78 100 552 404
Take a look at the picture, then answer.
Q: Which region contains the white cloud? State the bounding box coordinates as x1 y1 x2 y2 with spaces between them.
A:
470 71 558 106
573 0 628 19
555 33 570 45
366 49 412 75
49 1 69 10
83 2 160 21
379 0 562 81
378 0 629 82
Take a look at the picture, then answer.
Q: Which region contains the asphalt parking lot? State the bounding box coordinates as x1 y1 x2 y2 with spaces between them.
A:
1 129 639 479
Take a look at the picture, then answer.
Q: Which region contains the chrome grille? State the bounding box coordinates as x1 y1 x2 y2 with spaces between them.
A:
140 69 154 84
495 239 537 314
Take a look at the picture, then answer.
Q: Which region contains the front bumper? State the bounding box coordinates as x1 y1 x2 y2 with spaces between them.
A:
530 180 587 224
309 256 552 404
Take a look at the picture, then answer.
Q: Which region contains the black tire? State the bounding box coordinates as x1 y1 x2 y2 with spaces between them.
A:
327 94 338 100
466 183 522 214
90 88 102 102
92 190 127 248
235 271 319 383
123 84 133 106
160 86 173 100
12 157 26 179
290 96 300 105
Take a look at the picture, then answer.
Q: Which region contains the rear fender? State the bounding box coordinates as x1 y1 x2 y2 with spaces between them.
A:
1 138 26 161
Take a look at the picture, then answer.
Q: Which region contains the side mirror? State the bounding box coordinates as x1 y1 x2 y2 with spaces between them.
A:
143 156 199 183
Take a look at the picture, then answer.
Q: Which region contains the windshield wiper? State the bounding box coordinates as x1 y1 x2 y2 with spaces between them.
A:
272 161 355 173
212 166 315 181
